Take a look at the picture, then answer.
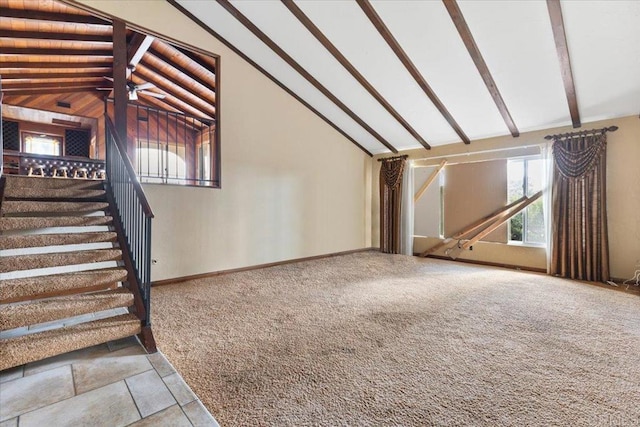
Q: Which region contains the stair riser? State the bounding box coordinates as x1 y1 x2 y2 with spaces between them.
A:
0 314 141 371
0 291 134 331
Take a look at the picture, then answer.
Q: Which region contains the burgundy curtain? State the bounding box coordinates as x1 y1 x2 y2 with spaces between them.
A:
550 133 609 282
380 158 406 254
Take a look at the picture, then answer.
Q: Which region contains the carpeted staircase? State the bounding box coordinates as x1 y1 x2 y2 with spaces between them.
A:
0 175 143 371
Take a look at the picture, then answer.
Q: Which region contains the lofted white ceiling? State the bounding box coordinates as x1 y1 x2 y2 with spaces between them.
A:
174 0 640 155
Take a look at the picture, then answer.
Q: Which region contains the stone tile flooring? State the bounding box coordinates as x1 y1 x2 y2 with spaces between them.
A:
0 337 219 426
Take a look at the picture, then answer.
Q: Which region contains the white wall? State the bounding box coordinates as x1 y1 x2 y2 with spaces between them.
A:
77 0 371 280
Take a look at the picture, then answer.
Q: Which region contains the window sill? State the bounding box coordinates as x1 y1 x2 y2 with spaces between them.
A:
507 240 546 249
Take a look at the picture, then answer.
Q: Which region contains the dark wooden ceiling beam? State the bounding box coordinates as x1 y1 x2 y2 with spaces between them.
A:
128 33 155 68
1 88 101 96
0 71 111 80
134 65 216 117
357 0 470 145
214 0 397 153
0 9 110 25
443 0 520 137
0 30 112 43
137 58 215 103
147 48 216 92
282 0 430 150
1 47 112 56
547 0 580 128
165 0 372 156
0 30 111 43
1 61 111 69
3 80 104 90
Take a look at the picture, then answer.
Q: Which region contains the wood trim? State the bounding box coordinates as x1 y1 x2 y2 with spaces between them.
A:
214 0 397 153
152 247 377 286
2 81 103 90
357 0 470 145
1 47 113 56
113 19 128 144
1 88 102 96
0 30 112 43
282 0 430 150
0 8 110 25
1 61 111 69
443 0 520 137
547 0 581 128
421 253 546 273
0 71 111 80
165 0 372 157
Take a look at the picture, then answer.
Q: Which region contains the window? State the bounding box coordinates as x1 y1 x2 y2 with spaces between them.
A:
22 132 62 156
507 157 545 244
137 142 187 185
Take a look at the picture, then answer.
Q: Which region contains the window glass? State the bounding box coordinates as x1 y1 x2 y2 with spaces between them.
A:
23 134 61 156
508 157 545 245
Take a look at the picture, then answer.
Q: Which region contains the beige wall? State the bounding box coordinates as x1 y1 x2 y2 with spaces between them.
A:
374 115 640 280
77 0 370 280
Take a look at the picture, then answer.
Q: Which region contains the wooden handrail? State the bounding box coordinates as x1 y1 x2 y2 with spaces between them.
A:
105 115 154 218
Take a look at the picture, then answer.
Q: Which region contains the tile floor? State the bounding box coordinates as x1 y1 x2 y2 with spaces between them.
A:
0 336 219 426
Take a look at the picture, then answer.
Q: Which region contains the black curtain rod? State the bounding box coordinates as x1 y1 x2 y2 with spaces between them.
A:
378 155 409 162
544 126 618 141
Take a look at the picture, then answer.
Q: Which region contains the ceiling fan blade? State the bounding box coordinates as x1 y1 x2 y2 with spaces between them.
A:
103 76 114 82
138 90 165 99
96 87 113 91
135 82 156 90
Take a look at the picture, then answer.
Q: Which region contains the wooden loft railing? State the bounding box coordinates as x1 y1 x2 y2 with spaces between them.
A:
104 115 156 351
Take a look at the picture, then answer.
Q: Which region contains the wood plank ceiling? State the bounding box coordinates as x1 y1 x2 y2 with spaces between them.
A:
0 0 216 123
169 0 640 155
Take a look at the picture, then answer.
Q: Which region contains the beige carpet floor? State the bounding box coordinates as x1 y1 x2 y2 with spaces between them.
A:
151 252 640 426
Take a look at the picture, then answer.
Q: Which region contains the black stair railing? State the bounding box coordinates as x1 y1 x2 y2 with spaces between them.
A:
105 115 156 351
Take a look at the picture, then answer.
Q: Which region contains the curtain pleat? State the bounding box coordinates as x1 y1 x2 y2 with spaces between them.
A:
379 158 406 254
550 134 609 282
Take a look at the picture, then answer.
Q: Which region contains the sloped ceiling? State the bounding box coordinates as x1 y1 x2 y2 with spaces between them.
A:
173 0 640 155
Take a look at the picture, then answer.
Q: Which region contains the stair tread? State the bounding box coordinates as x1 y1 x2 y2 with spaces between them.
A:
4 176 104 190
0 313 141 371
4 187 106 200
0 288 134 331
0 232 118 250
0 248 122 273
0 215 113 231
2 200 109 214
1 268 128 303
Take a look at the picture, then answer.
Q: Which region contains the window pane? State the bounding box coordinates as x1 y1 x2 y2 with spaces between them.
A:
507 159 524 202
24 135 61 156
526 158 544 196
525 198 545 244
